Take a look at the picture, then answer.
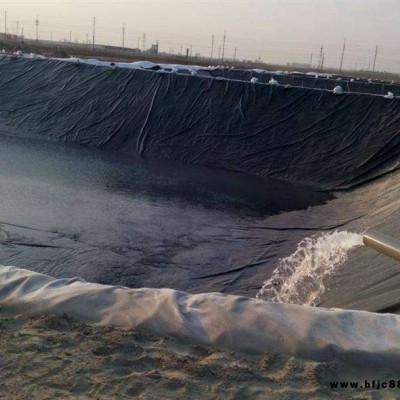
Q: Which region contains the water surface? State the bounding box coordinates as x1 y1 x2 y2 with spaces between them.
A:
0 135 332 294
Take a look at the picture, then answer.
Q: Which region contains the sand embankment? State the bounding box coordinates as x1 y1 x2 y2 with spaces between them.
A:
1 313 396 399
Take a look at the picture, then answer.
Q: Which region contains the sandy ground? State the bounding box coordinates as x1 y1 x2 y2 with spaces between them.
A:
0 313 395 399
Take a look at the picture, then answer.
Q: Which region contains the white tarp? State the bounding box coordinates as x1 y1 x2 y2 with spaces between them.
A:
0 265 399 371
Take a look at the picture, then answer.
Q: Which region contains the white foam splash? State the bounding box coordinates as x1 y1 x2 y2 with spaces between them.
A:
256 230 363 306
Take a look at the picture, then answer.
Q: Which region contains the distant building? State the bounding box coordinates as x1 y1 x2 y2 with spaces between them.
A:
287 62 310 69
148 43 159 55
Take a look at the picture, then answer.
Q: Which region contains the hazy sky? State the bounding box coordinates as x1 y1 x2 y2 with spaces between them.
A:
2 0 400 71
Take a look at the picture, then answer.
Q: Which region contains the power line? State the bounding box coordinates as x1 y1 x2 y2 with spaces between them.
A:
3 15 400 73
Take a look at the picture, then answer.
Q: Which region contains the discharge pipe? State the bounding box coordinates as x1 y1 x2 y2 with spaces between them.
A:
363 230 400 262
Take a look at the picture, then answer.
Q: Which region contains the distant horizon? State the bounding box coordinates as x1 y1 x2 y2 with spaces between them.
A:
2 0 400 73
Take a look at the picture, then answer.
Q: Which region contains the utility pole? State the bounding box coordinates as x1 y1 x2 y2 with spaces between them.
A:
4 11 7 36
318 45 323 68
321 52 325 70
137 36 140 50
122 24 125 52
69 30 72 43
35 15 39 42
221 30 226 61
211 35 214 59
372 45 378 72
190 44 192 58
16 20 19 37
142 33 146 51
233 47 237 62
339 38 346 73
92 17 96 52
310 52 313 68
